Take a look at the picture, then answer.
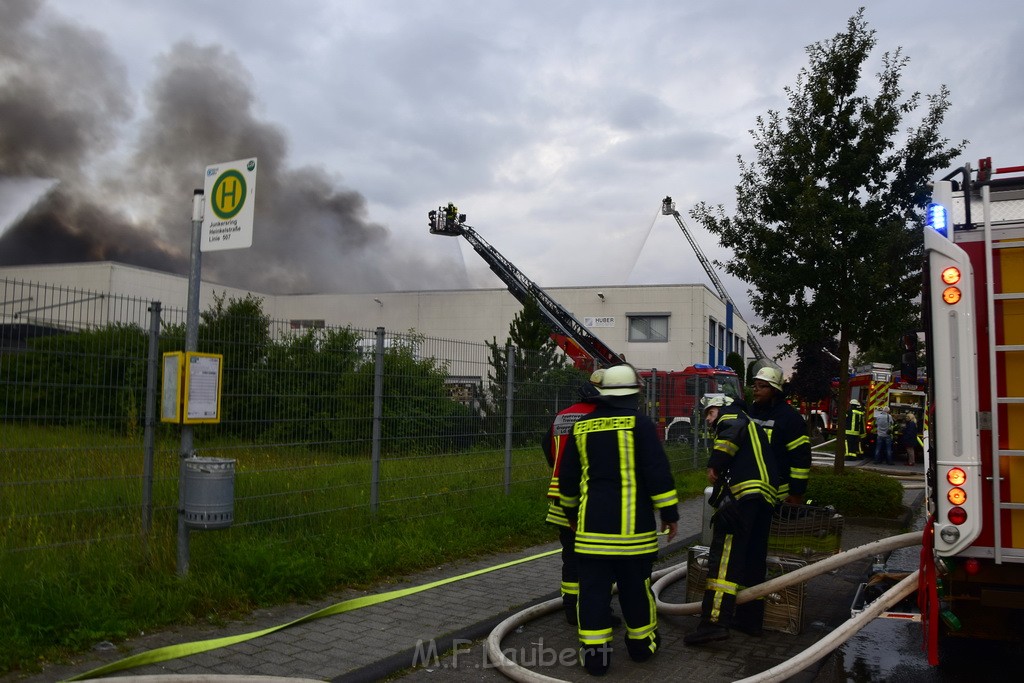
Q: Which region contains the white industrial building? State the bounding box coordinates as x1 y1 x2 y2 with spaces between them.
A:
0 261 752 371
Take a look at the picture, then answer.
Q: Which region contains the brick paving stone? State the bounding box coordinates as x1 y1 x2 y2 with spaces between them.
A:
1 483 924 683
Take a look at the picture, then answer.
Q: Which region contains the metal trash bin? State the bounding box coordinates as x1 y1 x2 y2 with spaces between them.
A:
183 457 235 530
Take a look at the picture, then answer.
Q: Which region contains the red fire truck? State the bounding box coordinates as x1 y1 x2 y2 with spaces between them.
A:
922 158 1024 646
794 364 927 447
641 364 742 442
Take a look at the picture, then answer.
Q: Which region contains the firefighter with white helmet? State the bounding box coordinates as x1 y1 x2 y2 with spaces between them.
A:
558 364 679 674
748 365 812 504
685 392 778 645
845 398 866 459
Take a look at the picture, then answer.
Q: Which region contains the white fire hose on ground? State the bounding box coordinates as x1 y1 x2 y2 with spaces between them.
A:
485 531 922 682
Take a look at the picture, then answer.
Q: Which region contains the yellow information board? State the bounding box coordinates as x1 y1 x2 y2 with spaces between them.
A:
160 351 224 424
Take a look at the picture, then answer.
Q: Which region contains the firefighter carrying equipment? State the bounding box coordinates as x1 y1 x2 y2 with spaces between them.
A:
691 404 779 639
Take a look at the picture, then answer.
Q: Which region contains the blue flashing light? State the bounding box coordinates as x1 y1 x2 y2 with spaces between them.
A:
692 363 712 370
715 365 733 372
926 202 949 238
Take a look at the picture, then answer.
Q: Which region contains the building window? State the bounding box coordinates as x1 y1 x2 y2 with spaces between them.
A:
627 315 669 343
717 323 726 365
708 318 717 364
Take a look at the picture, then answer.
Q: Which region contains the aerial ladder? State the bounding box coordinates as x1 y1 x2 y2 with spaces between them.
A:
661 196 770 362
429 204 625 370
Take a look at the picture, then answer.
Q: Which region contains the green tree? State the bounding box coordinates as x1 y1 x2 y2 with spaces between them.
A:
485 298 577 445
692 9 964 471
330 333 480 454
789 339 841 405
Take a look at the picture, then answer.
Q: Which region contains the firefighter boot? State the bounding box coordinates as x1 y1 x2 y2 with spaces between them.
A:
683 621 730 645
624 630 660 662
579 643 612 676
563 594 578 626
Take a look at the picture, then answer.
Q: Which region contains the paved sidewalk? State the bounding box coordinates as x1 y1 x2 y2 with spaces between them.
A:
5 464 923 683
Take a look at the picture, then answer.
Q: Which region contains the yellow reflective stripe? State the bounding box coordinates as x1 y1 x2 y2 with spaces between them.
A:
627 622 657 640
710 534 733 622
561 581 579 596
619 428 636 535
577 431 590 525
574 415 636 434
714 438 739 456
545 503 570 526
651 489 679 508
790 467 810 480
748 421 769 484
786 435 809 450
579 628 614 645
576 530 659 543
731 481 775 498
706 578 738 594
575 539 660 556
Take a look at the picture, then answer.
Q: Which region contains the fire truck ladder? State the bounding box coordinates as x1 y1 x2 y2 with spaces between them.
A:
661 196 770 362
980 171 1024 564
429 205 625 370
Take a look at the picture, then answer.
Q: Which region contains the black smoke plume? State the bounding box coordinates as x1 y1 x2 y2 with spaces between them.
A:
0 0 467 293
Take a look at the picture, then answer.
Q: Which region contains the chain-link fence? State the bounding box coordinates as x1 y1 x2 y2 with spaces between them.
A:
0 276 705 568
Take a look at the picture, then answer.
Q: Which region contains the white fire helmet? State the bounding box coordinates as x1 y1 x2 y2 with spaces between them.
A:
598 364 641 396
754 366 784 391
701 394 734 412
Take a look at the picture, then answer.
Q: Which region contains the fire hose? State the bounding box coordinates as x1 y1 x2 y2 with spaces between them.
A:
485 531 921 682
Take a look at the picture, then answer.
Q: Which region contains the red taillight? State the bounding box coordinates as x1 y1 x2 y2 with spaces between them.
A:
948 507 968 525
941 266 961 285
948 487 966 505
947 467 967 486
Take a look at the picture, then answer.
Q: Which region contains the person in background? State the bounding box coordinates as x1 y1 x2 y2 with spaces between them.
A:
541 369 605 626
845 399 866 459
559 364 679 676
747 367 811 505
684 394 779 645
901 412 919 466
873 406 894 466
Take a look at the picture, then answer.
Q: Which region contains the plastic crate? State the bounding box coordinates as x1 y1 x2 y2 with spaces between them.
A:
686 545 806 635
768 504 844 563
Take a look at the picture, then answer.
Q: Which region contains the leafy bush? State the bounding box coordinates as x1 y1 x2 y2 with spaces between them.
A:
804 466 904 518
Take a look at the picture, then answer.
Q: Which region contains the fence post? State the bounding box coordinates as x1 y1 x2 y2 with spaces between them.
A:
504 344 515 495
142 301 161 537
370 326 385 513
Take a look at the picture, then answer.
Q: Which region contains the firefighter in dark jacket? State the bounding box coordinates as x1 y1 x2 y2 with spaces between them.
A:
748 366 811 504
541 370 604 625
685 394 779 645
559 364 679 676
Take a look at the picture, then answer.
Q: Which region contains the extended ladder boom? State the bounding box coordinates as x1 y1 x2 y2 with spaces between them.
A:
429 205 625 369
661 197 769 361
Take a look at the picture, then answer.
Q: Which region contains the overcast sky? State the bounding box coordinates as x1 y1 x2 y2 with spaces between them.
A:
2 0 1021 364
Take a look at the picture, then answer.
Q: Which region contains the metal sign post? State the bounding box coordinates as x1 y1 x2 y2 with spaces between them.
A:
178 189 205 576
